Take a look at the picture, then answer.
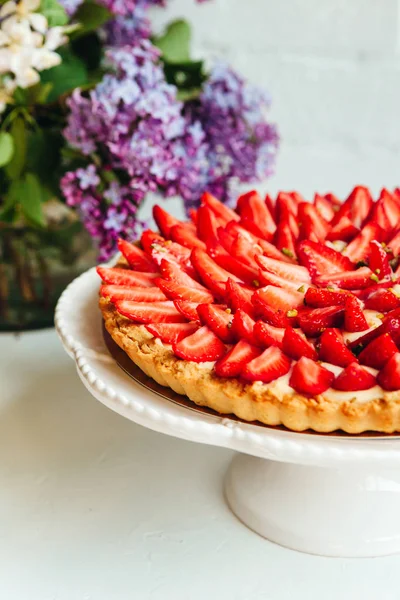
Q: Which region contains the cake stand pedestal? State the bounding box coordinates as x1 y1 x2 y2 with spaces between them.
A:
56 268 400 558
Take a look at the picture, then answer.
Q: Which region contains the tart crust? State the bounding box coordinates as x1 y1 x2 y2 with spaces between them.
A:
100 296 400 434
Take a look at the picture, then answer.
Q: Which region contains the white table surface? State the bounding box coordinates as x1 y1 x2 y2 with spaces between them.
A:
1 329 399 600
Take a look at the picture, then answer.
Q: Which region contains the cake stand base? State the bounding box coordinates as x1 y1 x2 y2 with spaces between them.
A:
225 453 400 557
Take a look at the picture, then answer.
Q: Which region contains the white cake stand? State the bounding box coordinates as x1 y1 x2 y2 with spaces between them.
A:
55 268 400 558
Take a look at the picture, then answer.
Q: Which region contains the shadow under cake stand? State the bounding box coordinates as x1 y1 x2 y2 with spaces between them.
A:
56 267 400 557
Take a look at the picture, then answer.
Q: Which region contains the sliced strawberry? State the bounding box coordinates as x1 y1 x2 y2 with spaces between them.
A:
218 227 236 253
377 188 400 230
197 303 235 343
140 230 165 255
344 222 383 263
159 259 206 291
333 363 376 391
344 296 369 332
174 300 201 323
97 267 158 288
314 193 335 222
215 340 261 378
358 333 398 370
298 306 345 337
241 346 291 383
254 321 285 349
326 216 359 242
230 233 262 269
169 223 206 250
364 288 400 312
387 231 400 256
231 309 258 345
100 285 166 303
191 248 241 298
256 254 311 284
189 208 198 225
377 353 400 391
236 190 276 238
298 202 330 242
146 322 199 344
196 205 220 244
332 186 372 228
225 279 255 318
153 205 181 238
173 326 226 363
368 240 392 279
151 239 197 278
265 193 276 221
282 327 317 360
304 287 349 308
226 221 294 262
318 328 356 367
370 200 392 235
258 269 309 293
276 191 299 219
317 267 374 290
202 191 240 223
116 300 187 324
297 240 354 280
117 239 158 272
348 313 400 353
252 286 303 328
324 192 341 209
155 278 214 303
239 216 272 241
207 240 260 286
289 357 334 395
275 220 297 259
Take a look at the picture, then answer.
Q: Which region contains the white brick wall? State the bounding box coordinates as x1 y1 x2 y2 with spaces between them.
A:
150 0 400 207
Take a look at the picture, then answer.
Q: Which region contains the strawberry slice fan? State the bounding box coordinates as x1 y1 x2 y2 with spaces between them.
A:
57 185 400 557
99 186 400 417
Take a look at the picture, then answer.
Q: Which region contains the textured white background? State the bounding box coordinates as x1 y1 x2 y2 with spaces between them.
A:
2 2 400 599
153 0 400 201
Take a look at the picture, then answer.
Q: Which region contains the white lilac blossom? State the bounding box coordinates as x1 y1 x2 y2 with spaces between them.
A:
0 0 67 106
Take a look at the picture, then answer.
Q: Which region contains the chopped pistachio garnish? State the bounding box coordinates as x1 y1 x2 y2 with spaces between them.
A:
370 274 379 283
287 309 298 318
225 308 232 314
297 285 305 293
375 268 381 275
252 279 260 287
391 287 400 298
281 248 294 258
377 313 384 320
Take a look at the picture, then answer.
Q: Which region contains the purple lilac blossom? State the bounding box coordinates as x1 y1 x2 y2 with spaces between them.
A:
61 169 146 261
58 0 83 15
181 62 279 205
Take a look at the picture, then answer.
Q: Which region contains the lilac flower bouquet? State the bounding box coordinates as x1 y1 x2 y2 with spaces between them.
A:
0 0 278 329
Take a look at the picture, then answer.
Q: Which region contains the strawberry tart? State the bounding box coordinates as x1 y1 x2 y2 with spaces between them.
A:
98 187 400 434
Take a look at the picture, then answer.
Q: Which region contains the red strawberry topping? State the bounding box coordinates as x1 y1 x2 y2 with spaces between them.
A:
289 357 334 395
146 322 199 344
318 328 356 367
173 326 226 362
241 346 291 383
98 185 400 395
377 353 400 391
215 340 261 378
332 363 377 391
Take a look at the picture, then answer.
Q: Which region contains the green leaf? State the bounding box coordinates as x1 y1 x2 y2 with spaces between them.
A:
154 20 191 63
0 132 14 167
40 0 68 26
71 1 111 38
17 173 46 227
5 115 27 179
163 60 206 91
40 47 88 102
